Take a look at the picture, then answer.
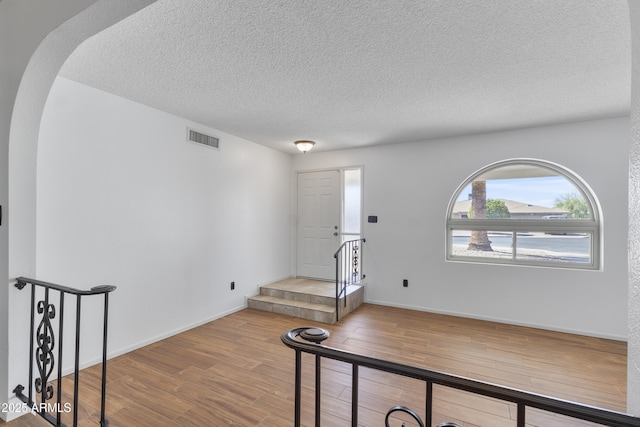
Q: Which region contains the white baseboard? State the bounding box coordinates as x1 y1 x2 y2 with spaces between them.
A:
105 304 247 362
364 299 626 342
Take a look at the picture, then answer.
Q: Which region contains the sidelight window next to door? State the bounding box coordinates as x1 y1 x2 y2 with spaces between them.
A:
342 168 362 244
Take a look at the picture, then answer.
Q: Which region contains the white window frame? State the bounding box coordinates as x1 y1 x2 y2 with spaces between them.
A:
446 159 602 270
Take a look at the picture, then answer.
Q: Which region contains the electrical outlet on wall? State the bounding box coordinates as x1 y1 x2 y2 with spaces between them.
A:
403 279 408 287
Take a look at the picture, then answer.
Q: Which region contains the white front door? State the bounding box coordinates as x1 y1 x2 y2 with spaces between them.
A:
296 170 341 280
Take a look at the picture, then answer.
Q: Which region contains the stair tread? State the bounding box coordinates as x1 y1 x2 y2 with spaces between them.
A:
248 295 336 313
262 281 363 298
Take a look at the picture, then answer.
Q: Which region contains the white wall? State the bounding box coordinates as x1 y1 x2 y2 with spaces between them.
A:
293 117 629 339
35 77 292 370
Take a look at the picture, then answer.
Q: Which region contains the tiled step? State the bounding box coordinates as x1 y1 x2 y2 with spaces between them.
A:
247 294 336 324
247 277 364 324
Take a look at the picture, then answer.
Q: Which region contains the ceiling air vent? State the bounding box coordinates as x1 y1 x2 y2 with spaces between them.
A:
187 128 219 149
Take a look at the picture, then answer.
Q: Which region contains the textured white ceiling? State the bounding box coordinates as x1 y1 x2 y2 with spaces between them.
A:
59 0 631 154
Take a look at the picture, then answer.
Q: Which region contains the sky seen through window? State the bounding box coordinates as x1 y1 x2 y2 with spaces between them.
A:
456 176 579 208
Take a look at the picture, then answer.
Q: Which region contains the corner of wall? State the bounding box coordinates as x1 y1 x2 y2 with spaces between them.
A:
628 0 640 416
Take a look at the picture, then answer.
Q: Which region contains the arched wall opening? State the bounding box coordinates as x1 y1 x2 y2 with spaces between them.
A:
2 0 156 420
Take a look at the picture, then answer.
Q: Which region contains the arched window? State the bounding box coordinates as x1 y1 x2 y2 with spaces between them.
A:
446 159 601 269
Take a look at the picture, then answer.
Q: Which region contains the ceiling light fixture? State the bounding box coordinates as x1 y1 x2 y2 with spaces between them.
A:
295 140 315 153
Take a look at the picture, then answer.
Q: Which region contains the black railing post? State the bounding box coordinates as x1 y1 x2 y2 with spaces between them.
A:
294 349 302 427
426 380 432 427
334 238 366 322
517 402 526 427
288 328 330 427
335 253 340 322
13 277 116 427
28 282 35 406
56 292 65 427
73 294 81 426
100 291 111 427
351 364 358 427
315 355 321 427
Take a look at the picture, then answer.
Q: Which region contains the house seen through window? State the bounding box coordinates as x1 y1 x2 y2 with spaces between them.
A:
446 159 601 269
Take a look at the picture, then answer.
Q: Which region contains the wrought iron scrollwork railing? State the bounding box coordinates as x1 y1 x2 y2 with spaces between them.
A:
334 238 365 322
13 277 116 427
281 326 640 427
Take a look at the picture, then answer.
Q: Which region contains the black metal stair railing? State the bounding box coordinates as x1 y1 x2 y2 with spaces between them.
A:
334 238 365 322
281 326 640 427
13 277 116 427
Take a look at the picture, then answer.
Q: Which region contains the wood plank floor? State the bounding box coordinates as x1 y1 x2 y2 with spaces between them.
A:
1 304 627 426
